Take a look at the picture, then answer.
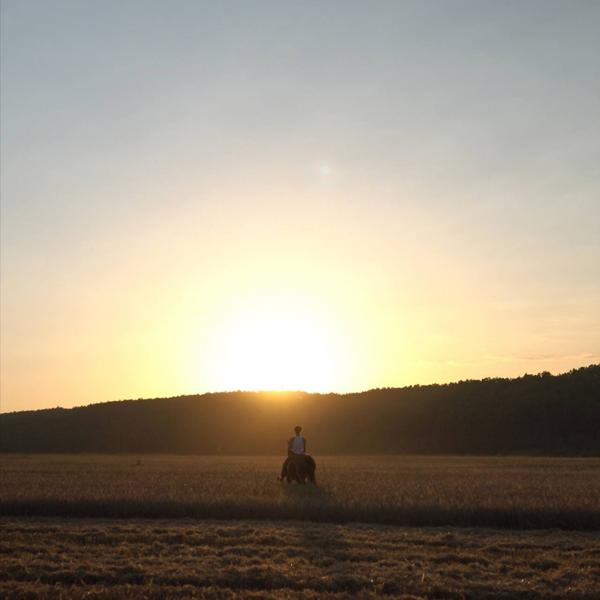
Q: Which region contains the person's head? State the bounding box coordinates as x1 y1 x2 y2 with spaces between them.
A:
294 425 302 435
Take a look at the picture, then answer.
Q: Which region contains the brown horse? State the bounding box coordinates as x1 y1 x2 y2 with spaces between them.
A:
285 454 317 484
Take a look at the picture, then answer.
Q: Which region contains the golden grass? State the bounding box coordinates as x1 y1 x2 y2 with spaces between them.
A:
1 454 599 529
1 518 599 599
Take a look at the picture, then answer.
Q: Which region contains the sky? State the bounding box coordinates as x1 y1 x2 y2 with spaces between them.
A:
1 0 599 412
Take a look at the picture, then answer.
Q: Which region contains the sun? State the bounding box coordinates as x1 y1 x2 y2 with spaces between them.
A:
201 294 349 392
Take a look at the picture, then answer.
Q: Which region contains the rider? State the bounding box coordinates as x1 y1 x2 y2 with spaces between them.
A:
278 425 306 481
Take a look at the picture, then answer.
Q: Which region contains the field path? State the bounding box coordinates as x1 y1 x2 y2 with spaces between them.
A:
1 517 599 599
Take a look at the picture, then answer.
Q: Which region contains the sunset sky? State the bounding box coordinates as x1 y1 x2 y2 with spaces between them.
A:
2 1 599 412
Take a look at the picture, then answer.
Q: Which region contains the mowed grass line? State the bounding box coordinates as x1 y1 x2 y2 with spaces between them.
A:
3 496 599 531
1 518 600 599
1 454 599 530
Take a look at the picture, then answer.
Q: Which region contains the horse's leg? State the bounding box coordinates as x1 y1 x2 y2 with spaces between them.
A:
286 463 295 483
299 467 307 484
304 455 316 484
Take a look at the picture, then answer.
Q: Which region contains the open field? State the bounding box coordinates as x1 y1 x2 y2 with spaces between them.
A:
1 454 599 529
2 518 600 599
2 455 600 598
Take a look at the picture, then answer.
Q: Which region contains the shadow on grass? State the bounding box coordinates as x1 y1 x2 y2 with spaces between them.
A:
2 497 599 531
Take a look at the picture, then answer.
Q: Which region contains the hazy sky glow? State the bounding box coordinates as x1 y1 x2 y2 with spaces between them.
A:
1 0 599 412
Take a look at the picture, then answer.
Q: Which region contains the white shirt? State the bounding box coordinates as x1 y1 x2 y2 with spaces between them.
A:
290 435 305 454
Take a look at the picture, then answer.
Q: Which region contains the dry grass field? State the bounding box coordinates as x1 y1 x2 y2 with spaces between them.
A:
2 455 600 598
1 454 599 529
2 518 600 599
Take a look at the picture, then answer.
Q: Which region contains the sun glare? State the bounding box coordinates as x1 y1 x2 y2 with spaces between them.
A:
200 295 349 392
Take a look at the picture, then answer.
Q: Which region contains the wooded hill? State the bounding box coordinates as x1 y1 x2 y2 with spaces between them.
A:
1 365 598 455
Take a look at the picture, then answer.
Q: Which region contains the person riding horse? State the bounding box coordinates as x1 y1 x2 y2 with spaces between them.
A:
278 425 316 483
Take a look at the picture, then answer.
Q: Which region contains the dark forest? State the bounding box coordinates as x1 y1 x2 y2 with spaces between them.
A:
2 365 598 455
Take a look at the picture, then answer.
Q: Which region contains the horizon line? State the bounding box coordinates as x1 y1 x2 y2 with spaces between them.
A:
2 363 597 416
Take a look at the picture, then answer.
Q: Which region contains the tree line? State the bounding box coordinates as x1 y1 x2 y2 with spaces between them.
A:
1 365 598 455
